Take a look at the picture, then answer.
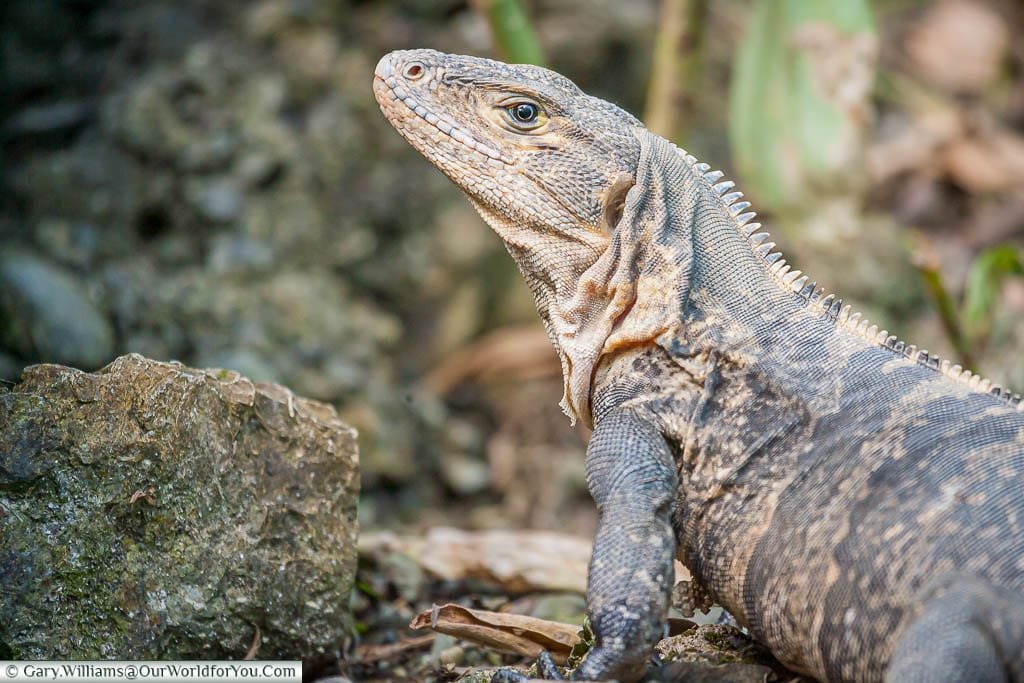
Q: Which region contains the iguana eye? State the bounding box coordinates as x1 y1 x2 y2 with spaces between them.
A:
510 103 538 122
504 101 545 130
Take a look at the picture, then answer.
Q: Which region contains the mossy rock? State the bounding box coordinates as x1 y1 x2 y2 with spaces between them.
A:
0 354 359 660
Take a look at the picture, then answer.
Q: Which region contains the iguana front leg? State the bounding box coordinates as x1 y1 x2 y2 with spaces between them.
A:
493 407 678 682
575 407 679 681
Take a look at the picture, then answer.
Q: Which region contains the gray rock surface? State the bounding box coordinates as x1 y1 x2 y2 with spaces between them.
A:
0 354 359 660
0 251 115 369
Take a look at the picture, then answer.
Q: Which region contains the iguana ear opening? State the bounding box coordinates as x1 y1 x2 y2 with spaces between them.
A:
601 173 636 233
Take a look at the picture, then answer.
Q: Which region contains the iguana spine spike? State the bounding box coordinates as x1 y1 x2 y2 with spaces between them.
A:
729 201 752 216
829 298 843 318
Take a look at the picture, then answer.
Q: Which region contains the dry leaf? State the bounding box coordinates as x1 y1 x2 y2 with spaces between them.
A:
354 634 436 664
361 528 694 595
943 130 1024 194
423 325 559 395
866 104 961 184
410 603 580 663
360 527 592 594
905 1 1009 95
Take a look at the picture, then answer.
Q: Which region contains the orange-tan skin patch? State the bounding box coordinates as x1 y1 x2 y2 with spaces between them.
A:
376 49 1024 682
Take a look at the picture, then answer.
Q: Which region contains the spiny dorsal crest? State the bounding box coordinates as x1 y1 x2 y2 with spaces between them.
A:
665 142 1023 411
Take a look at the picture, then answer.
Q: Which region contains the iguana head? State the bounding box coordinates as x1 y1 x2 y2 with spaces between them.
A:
375 49 652 424
373 49 642 245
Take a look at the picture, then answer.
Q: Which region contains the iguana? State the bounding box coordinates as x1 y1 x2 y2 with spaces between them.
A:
373 49 1024 682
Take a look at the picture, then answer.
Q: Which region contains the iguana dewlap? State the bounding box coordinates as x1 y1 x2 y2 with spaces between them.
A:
373 49 1024 682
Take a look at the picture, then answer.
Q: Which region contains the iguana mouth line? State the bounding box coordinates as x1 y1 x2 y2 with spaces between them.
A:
376 74 511 163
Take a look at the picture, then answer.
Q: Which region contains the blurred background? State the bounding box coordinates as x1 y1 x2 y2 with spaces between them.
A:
1 0 1022 601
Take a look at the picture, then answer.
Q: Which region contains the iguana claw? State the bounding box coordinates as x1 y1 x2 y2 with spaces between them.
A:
490 651 564 682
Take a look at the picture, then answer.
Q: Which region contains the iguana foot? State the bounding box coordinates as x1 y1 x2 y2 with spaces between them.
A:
490 652 564 681
565 645 640 681
489 648 661 681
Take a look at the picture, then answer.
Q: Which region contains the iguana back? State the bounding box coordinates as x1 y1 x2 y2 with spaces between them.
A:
374 49 1024 682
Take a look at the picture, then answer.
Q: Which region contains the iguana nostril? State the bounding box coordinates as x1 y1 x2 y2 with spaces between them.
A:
403 62 425 80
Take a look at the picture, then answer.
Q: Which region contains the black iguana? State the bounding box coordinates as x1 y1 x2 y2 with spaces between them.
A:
373 49 1024 682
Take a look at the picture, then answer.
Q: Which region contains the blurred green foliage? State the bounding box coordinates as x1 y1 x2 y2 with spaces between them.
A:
729 0 876 211
964 245 1024 344
473 0 546 66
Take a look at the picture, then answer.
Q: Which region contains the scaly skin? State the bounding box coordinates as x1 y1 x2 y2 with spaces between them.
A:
374 49 1024 682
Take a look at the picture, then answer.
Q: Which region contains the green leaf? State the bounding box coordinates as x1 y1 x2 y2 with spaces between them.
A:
355 578 381 600
963 244 1024 337
565 616 594 670
474 0 546 66
729 0 877 211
